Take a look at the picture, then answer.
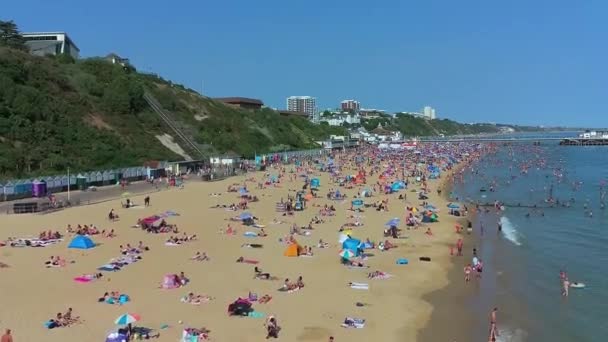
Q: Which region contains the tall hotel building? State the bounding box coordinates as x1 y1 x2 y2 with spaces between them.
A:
287 96 317 118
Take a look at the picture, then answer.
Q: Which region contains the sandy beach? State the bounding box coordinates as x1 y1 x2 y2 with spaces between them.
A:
0 151 472 342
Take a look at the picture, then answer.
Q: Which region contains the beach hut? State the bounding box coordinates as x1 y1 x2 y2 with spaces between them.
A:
75 175 87 190
68 235 96 249
32 180 47 197
102 170 116 185
14 179 33 197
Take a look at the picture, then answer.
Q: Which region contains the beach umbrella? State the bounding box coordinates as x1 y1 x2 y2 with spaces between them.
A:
447 203 460 209
239 212 253 220
339 249 356 259
384 218 400 227
115 313 140 325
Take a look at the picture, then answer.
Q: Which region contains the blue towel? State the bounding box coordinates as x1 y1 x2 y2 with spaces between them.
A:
248 311 265 318
396 258 409 265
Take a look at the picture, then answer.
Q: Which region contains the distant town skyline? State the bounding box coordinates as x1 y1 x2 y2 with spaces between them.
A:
4 0 606 127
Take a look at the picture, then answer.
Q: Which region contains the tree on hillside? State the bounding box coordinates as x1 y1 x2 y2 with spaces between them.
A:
0 20 27 51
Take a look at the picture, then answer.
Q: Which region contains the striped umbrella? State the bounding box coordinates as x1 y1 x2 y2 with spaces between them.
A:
339 249 355 259
115 313 141 325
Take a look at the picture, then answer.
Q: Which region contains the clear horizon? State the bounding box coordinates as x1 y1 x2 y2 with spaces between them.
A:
4 0 606 127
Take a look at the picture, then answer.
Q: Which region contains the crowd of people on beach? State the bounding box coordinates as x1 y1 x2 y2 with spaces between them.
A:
2 142 531 341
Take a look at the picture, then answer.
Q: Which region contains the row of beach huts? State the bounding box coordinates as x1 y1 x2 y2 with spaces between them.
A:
0 149 328 202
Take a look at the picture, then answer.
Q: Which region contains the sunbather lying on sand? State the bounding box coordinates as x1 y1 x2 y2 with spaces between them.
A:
280 276 305 291
184 327 210 340
242 243 263 248
254 266 272 280
314 240 328 249
378 240 396 251
368 271 392 279
119 244 147 255
181 292 212 304
63 308 80 325
39 230 63 240
45 256 71 267
98 291 123 303
345 259 367 268
259 294 272 303
191 251 209 261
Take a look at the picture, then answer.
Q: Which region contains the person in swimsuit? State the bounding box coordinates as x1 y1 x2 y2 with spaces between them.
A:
1 329 13 342
490 307 498 337
464 264 472 282
562 278 570 297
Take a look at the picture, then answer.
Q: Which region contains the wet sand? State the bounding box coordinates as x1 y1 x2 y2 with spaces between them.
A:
0 167 465 341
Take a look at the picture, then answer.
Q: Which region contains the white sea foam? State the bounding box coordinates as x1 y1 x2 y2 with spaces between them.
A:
500 216 522 246
495 325 528 342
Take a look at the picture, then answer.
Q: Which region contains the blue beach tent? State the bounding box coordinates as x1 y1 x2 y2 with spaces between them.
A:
342 238 362 256
68 235 96 249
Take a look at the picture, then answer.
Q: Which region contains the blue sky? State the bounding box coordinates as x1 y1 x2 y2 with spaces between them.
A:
5 0 607 127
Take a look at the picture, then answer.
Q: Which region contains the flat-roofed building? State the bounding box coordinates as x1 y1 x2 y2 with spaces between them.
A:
22 32 80 59
214 97 264 111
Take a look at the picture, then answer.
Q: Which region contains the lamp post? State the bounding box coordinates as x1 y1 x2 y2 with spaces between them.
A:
67 167 70 202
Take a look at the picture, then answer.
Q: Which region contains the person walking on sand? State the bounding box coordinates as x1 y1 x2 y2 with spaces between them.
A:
464 264 472 282
1 329 13 342
489 307 498 337
457 238 463 256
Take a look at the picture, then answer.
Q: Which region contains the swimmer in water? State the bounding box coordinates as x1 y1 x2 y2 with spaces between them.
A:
562 278 570 297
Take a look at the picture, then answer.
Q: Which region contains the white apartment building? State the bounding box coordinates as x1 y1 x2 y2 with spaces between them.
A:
23 32 80 59
423 106 437 120
287 96 317 119
321 113 361 126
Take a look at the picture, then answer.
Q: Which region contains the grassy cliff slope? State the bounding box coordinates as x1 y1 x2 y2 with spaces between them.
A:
0 48 345 179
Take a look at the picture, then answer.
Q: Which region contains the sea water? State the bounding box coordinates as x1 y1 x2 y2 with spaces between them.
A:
452 135 608 342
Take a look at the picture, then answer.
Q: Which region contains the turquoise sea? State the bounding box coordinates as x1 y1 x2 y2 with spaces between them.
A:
452 133 608 342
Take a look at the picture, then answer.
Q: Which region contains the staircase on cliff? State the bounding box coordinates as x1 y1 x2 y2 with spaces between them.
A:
143 91 206 161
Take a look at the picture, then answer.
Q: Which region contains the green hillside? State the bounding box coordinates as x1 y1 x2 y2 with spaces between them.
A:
0 47 345 179
0 20 348 179
361 114 501 136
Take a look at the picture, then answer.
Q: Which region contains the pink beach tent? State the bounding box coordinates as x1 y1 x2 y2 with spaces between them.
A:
162 274 179 289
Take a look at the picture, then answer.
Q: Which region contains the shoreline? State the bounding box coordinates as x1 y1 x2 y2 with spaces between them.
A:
416 158 483 342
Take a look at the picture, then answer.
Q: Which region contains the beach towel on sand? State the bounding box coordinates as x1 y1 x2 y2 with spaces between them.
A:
73 275 98 283
341 317 365 328
349 282 369 290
